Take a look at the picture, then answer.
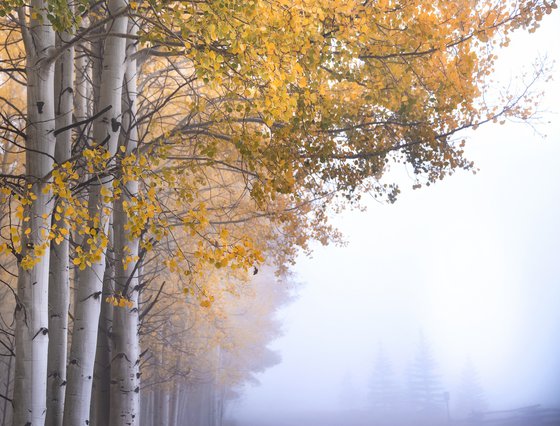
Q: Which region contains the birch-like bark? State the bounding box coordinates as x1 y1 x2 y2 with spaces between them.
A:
176 383 189 425
214 383 224 426
46 25 74 426
90 237 114 426
215 346 225 426
63 1 129 423
73 27 92 152
72 18 93 261
0 131 14 426
169 380 180 426
140 389 153 426
110 20 140 423
208 380 217 426
12 2 56 424
158 390 170 426
74 43 89 124
69 27 90 347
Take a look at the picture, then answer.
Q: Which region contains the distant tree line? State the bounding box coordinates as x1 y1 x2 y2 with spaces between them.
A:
367 335 487 426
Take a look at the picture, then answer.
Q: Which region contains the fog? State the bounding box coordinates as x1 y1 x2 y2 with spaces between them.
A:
228 12 560 426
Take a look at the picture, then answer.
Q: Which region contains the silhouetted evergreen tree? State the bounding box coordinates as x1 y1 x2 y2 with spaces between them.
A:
369 345 400 414
455 358 487 418
407 334 445 420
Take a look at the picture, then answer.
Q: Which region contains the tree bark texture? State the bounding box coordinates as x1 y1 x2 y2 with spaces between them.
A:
109 17 141 425
63 0 129 423
90 244 114 426
13 2 56 424
46 25 74 426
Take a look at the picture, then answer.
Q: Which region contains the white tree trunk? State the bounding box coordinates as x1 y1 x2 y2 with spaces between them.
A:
169 380 183 426
73 27 92 161
63 1 129 423
140 390 153 426
12 2 56 424
109 20 141 423
215 384 224 426
157 391 170 426
90 244 114 426
168 383 177 426
74 29 91 125
72 17 92 256
46 25 74 426
177 384 189 425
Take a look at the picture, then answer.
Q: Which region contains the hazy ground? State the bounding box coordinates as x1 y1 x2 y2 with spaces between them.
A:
226 410 450 426
227 406 560 426
226 410 377 426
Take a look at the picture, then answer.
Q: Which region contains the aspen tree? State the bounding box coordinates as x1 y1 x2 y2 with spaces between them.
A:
63 0 129 422
90 240 114 426
12 1 56 423
109 17 141 425
45 14 74 425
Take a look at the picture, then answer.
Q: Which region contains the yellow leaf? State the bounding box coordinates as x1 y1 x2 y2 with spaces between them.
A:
100 186 111 198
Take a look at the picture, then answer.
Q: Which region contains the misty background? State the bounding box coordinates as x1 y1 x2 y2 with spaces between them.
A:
228 10 560 426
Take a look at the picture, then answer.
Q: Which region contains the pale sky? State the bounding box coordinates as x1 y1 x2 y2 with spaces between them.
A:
232 11 560 423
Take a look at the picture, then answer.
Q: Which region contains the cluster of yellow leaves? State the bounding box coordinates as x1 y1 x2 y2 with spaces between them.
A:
106 293 135 309
193 234 264 271
123 186 163 239
0 141 163 275
72 214 109 270
182 203 210 235
83 146 113 175
197 292 215 308
0 182 54 269
120 148 150 185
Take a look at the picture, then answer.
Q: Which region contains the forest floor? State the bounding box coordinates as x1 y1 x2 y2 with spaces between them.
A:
226 409 412 426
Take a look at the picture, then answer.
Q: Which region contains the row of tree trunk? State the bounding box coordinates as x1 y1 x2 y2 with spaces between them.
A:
140 382 225 426
13 0 142 424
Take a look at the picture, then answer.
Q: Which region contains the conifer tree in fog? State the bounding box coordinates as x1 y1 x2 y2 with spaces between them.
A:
368 345 400 416
455 358 487 418
407 334 445 419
